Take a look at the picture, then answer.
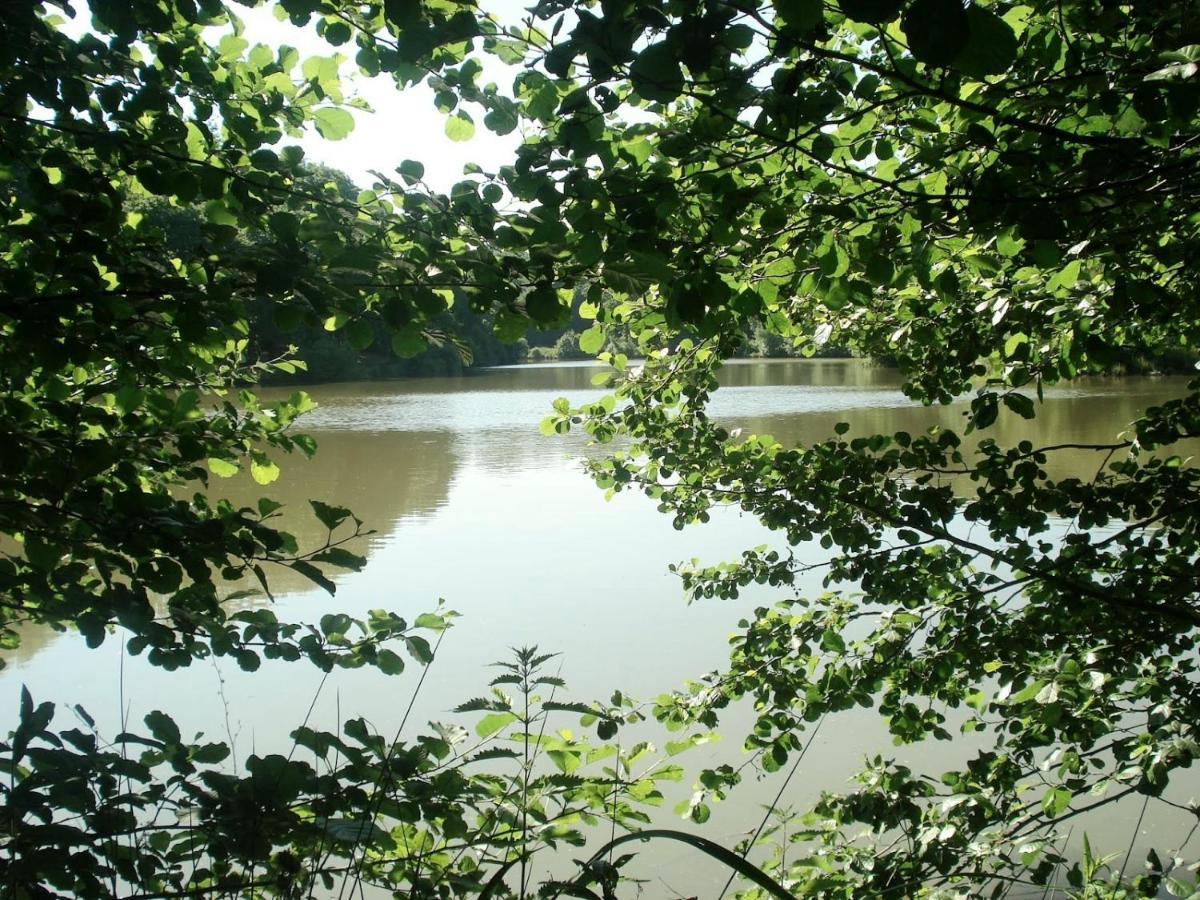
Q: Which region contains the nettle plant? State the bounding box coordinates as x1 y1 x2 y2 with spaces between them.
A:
3 643 735 898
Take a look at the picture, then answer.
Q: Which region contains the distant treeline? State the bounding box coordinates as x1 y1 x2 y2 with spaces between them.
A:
247 295 852 384
129 164 1193 384
128 162 854 383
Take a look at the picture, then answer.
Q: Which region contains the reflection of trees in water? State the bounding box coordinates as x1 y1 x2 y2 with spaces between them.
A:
1 618 66 671
8 367 1192 668
456 427 591 475
716 358 902 390
2 430 460 667
736 376 1198 486
211 428 459 598
258 363 608 404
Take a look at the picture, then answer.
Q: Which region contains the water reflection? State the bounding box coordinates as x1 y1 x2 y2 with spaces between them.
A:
2 361 1195 895
6 361 1194 664
212 429 459 596
714 363 1198 492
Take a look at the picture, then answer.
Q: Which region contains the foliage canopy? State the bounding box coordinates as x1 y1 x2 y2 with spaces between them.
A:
2 0 1200 896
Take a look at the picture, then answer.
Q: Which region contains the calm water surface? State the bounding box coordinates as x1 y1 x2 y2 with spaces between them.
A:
3 360 1196 893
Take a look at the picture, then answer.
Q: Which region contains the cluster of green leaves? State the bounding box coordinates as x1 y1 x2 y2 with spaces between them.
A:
2 646 714 899
499 0 1200 894
0 0 598 670
0 2 626 889
6 0 1200 895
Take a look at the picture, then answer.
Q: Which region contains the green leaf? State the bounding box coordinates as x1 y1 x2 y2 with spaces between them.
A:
996 230 1025 257
218 34 249 61
397 159 425 183
204 201 238 228
630 43 684 103
144 710 181 746
579 326 605 355
546 749 581 773
321 21 352 46
773 0 823 32
208 457 240 478
1003 393 1036 419
837 0 903 23
250 455 281 486
1007 680 1046 705
291 560 337 594
820 629 846 653
310 500 352 531
322 818 391 845
1041 787 1072 817
475 712 517 738
391 327 427 357
819 242 849 277
902 0 970 66
345 319 374 350
1049 259 1082 291
1003 332 1028 357
972 394 999 429
311 547 365 570
444 111 475 142
313 107 355 141
954 5 1019 77
483 103 518 135
414 612 448 631
405 635 434 664
376 649 405 675
526 286 564 324
1145 45 1200 81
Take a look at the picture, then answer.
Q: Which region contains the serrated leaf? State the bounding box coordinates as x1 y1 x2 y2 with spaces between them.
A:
313 107 354 141
629 43 683 103
579 326 605 355
954 5 1019 77
208 457 239 478
445 111 475 142
902 0 969 66
250 456 280 485
475 712 517 738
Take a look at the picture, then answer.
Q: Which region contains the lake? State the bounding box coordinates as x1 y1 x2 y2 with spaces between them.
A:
2 359 1195 895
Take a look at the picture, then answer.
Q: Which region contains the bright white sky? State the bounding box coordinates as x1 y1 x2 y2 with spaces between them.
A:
233 1 533 191
58 0 537 191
